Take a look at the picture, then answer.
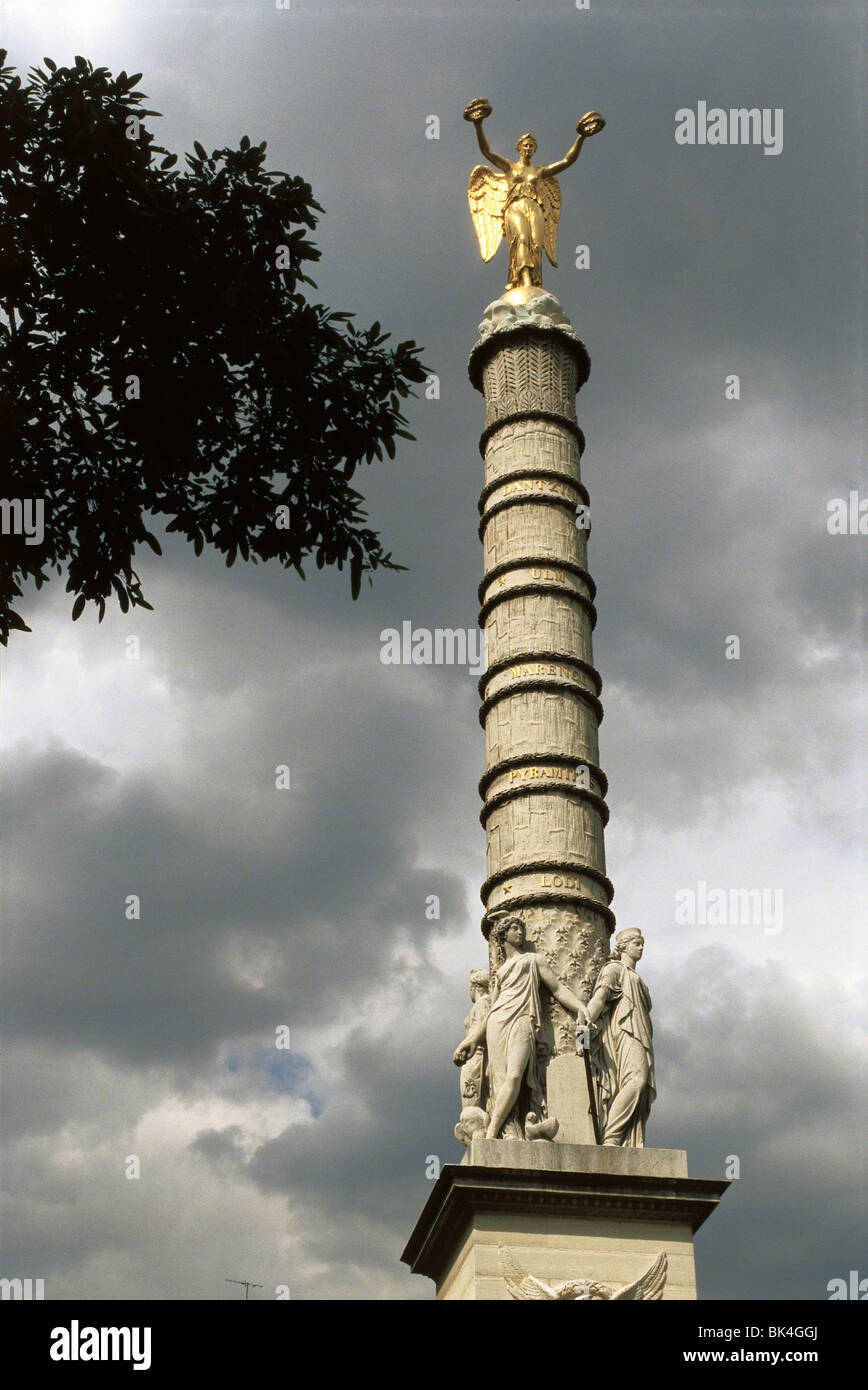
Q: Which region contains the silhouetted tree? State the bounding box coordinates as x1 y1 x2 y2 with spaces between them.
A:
0 52 427 642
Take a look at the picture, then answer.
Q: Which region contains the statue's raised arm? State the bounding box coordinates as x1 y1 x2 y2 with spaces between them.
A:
463 100 605 298
540 111 606 177
464 98 512 174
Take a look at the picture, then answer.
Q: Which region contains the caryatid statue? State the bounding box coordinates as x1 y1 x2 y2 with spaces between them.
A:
585 928 656 1147
464 99 605 295
453 915 589 1142
454 969 491 1147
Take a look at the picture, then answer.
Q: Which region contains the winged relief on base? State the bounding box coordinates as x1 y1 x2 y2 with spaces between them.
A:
499 1244 668 1301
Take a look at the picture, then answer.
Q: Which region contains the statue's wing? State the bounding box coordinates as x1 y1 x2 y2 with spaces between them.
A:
538 174 561 267
468 165 508 262
610 1252 668 1302
498 1243 556 1300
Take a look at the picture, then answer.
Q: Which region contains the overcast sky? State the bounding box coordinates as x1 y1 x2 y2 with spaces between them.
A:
1 0 865 1301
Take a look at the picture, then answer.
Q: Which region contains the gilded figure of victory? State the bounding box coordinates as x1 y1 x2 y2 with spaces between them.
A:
464 99 605 294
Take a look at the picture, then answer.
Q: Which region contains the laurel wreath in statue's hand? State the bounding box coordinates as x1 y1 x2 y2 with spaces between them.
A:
577 110 606 137
464 98 493 124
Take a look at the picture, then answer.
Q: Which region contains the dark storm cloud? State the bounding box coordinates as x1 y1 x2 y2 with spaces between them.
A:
189 946 865 1300
655 949 868 1300
0 642 477 1065
2 0 863 1303
86 0 859 824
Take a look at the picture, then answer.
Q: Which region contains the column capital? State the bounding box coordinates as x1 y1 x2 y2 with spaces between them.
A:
468 291 590 396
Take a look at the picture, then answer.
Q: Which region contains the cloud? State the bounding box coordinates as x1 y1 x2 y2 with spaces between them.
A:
1 0 862 1303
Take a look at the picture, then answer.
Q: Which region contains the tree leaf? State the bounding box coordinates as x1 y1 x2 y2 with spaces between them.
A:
0 53 429 645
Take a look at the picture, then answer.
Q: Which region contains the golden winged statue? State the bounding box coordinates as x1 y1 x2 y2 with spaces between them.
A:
463 99 605 297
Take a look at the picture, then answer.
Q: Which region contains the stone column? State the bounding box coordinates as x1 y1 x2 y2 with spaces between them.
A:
402 291 731 1299
469 293 613 1090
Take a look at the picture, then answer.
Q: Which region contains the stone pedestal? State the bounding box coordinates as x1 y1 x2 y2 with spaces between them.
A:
402 1143 728 1301
545 1053 596 1144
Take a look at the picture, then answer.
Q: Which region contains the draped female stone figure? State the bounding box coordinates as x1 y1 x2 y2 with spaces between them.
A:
453 970 491 1145
585 928 656 1147
453 916 588 1141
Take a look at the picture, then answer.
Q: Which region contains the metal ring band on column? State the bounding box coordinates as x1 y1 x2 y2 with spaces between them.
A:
479 650 603 698
468 324 591 391
478 469 590 514
479 779 610 829
478 492 588 542
478 754 609 801
482 895 616 937
478 582 597 632
479 678 604 729
478 557 596 604
482 859 614 903
477 412 587 458
480 478 588 520
478 466 586 515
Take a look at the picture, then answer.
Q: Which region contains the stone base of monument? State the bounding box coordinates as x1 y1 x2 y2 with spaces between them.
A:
402 1140 728 1300
546 1052 597 1144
